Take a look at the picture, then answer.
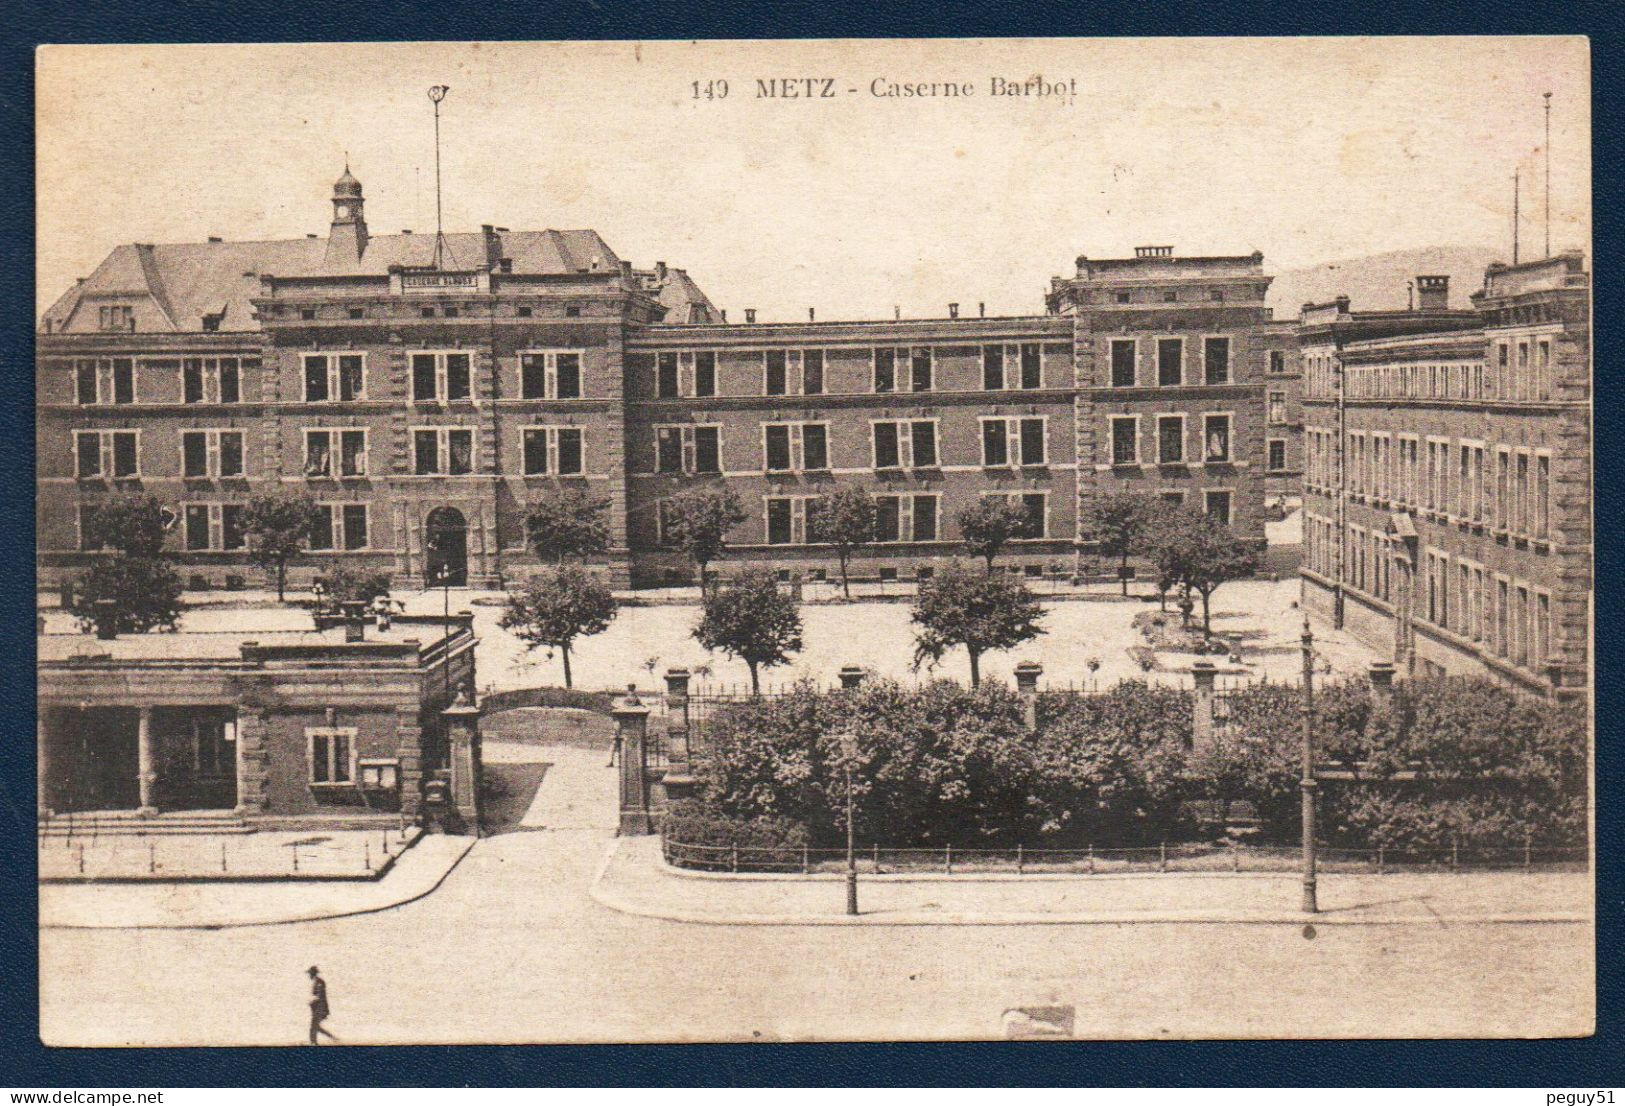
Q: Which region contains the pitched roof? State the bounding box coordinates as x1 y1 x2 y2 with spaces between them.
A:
40 228 631 334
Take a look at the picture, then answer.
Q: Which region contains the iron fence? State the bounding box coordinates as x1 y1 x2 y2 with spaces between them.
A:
661 836 1589 876
37 825 417 881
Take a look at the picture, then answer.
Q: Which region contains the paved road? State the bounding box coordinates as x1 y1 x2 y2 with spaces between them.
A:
40 742 1593 1045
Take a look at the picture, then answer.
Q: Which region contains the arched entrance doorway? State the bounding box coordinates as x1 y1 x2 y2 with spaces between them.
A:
425 507 468 587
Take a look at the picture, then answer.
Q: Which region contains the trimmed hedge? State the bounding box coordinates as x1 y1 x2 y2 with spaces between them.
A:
679 676 1588 852
661 800 810 871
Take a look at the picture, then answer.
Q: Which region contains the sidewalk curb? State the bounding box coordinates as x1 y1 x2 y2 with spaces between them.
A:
41 837 478 931
591 840 1592 929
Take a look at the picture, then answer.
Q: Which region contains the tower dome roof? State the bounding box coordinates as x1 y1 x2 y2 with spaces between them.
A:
333 165 363 198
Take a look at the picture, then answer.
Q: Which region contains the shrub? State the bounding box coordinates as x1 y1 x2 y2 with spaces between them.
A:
69 555 185 635
661 800 810 871
317 567 393 608
690 679 1042 847
1031 681 1194 845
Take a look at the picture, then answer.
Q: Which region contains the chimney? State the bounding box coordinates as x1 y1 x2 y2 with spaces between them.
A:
402 229 413 235
208 236 223 243
978 302 985 317
808 307 815 322
654 261 668 282
948 303 959 319
719 309 727 323
894 306 900 320
745 309 757 324
1335 295 1350 313
619 260 633 279
1415 275 1450 311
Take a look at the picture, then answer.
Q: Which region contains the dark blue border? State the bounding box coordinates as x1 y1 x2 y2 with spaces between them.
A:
1 0 1620 1088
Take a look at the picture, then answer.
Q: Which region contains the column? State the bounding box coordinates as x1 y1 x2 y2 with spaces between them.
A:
136 706 158 815
1367 661 1396 707
1013 662 1043 733
1191 661 1217 752
613 687 653 836
233 708 271 816
442 690 483 835
37 711 51 817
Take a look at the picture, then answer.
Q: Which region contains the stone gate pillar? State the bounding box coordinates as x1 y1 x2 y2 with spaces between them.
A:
662 669 695 802
1013 662 1043 732
1191 660 1217 752
442 687 484 835
614 686 654 835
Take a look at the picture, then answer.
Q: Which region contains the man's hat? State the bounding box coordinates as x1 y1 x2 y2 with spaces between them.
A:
308 966 320 975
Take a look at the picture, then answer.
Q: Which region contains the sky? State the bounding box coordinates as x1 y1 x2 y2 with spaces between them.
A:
36 37 1591 322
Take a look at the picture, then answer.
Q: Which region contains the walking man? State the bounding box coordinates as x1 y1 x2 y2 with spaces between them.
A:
307 965 337 1045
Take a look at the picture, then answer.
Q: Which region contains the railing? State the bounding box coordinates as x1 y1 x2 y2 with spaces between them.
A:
662 837 1589 876
37 826 416 881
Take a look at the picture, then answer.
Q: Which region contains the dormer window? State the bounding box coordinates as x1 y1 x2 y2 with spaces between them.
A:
98 305 134 331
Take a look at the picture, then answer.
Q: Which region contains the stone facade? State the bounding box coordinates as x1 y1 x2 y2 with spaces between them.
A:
1299 255 1591 697
38 172 1283 591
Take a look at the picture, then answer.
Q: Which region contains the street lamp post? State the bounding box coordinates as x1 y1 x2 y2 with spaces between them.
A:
1299 616 1319 914
836 730 859 916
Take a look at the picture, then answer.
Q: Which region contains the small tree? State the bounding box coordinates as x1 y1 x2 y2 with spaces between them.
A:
1082 491 1159 596
242 493 323 602
525 489 611 565
665 488 747 590
69 555 184 635
693 568 803 695
318 567 393 609
500 566 619 689
84 496 171 557
807 486 875 598
1183 513 1267 633
957 498 1030 574
910 562 1046 687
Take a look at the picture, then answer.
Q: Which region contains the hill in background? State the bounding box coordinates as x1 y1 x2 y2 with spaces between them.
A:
1266 246 1505 320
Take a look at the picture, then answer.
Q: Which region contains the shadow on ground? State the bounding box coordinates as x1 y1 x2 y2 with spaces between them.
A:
481 762 551 835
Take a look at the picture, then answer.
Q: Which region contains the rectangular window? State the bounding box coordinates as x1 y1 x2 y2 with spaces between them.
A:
655 427 684 474
1536 592 1551 666
183 433 209 478
1268 390 1287 424
982 419 1009 466
694 352 716 398
693 426 720 474
802 350 824 395
1268 439 1286 472
983 346 1005 390
308 507 335 551
111 360 134 405
1203 337 1230 384
802 424 828 471
1269 350 1286 374
1018 493 1046 539
912 495 939 542
1019 418 1046 466
75 431 138 479
1157 415 1185 464
520 350 583 400
412 352 467 402
764 425 792 472
333 430 363 478
873 422 901 469
1111 416 1138 465
447 430 473 474
1158 338 1182 387
182 358 239 404
873 348 896 393
657 352 680 398
307 728 355 785
414 430 439 475
305 431 333 478
910 349 933 392
910 421 937 467
874 496 901 543
1536 453 1551 539
185 505 211 551
555 428 583 475
342 504 369 550
1203 414 1231 462
1515 452 1530 537
524 429 552 475
765 497 798 545
1110 340 1136 388
765 351 788 396
76 361 99 405
1020 343 1042 389
1536 340 1552 400
1204 490 1232 527
222 504 245 551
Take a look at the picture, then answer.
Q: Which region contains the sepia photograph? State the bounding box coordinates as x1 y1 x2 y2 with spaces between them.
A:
32 36 1593 1046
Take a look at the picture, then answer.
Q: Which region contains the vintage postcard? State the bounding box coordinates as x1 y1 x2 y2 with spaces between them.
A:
34 37 1592 1045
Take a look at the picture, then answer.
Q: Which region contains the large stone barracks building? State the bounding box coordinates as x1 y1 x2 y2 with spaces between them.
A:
38 169 1278 589
1299 255 1593 697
